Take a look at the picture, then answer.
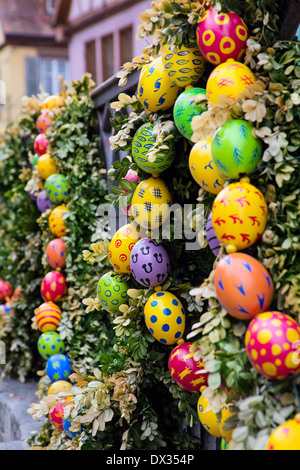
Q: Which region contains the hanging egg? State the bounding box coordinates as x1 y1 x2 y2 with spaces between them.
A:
189 137 226 194
49 205 69 238
120 169 140 215
130 238 170 288
49 402 65 430
245 311 300 380
211 179 268 253
34 133 49 156
197 394 222 438
168 342 208 392
46 238 66 270
109 223 141 274
173 87 206 141
45 174 69 204
144 291 185 345
211 119 263 179
97 271 129 315
162 44 205 87
41 271 67 303
42 95 63 111
131 122 175 175
37 153 58 180
206 59 256 104
0 281 13 302
206 212 221 257
46 353 72 382
137 56 180 113
266 417 300 450
38 331 65 360
48 380 72 396
131 177 173 231
36 190 53 213
214 253 274 320
36 112 53 134
196 8 249 65
63 414 82 439
35 301 62 332
219 403 234 443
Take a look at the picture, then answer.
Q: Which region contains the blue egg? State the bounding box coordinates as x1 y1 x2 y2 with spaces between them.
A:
46 354 72 382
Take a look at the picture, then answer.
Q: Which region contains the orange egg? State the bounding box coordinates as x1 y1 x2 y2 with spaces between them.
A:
36 112 53 134
46 239 66 270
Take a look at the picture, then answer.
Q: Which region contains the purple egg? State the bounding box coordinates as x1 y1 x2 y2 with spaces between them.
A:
130 238 170 288
206 212 221 257
37 190 53 213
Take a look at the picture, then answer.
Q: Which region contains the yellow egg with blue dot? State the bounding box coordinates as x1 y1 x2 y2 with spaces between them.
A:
162 44 205 87
144 291 185 345
137 56 180 113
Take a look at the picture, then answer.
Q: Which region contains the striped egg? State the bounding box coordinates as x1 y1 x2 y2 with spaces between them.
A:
35 301 62 332
46 238 66 270
41 271 67 303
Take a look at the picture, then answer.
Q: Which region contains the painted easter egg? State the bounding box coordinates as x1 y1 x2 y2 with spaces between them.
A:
206 59 256 104
137 56 180 113
46 238 66 270
63 414 82 439
221 439 229 450
144 291 185 345
34 133 49 156
49 402 65 430
196 8 249 65
162 44 205 87
197 394 222 438
214 253 274 320
173 87 206 141
0 281 13 302
36 112 53 134
32 153 39 167
48 380 72 396
132 122 175 175
45 174 69 204
41 271 67 303
11 288 22 302
35 302 62 333
46 353 72 382
36 190 53 213
97 271 129 315
266 417 300 450
206 212 221 257
131 177 173 231
130 238 170 288
49 205 69 238
38 331 65 360
42 95 64 111
219 403 234 443
37 153 58 180
245 311 300 380
109 223 141 274
211 120 263 179
189 137 226 194
211 179 268 253
120 169 140 215
168 342 208 392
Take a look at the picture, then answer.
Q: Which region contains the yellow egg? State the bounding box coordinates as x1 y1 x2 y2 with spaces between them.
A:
37 153 58 180
144 291 185 345
206 58 256 104
109 223 141 274
266 417 300 450
162 44 205 87
49 205 69 238
189 137 226 194
48 380 72 396
197 394 222 438
131 177 173 231
137 56 180 113
219 403 234 443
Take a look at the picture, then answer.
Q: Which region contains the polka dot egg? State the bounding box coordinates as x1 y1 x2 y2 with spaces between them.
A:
162 44 205 87
109 223 141 274
45 174 69 204
46 238 66 270
266 417 300 450
97 271 129 315
36 112 53 134
46 353 72 382
38 331 65 360
49 205 69 238
41 270 67 303
245 311 300 380
144 291 185 345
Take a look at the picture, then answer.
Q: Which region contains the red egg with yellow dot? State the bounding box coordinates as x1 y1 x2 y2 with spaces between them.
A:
245 311 300 380
168 342 209 392
196 8 249 66
34 133 49 156
41 271 67 303
0 281 13 302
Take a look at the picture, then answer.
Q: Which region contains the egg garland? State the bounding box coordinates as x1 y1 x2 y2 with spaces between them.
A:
46 353 72 382
189 137 226 194
35 302 62 333
245 311 300 380
173 87 206 141
196 8 249 65
168 342 209 392
0 281 13 303
36 190 53 213
130 238 170 288
211 120 263 179
211 178 268 253
214 252 274 320
49 205 69 238
97 271 129 315
162 44 205 87
34 133 49 156
37 153 58 180
137 56 180 113
109 223 141 274
131 122 175 175
38 331 65 360
266 416 300 450
206 212 221 257
46 238 66 270
45 174 69 204
197 394 222 438
41 270 67 303
144 291 185 345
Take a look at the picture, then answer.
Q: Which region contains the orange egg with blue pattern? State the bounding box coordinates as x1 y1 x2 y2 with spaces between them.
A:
36 112 53 134
168 342 208 392
41 271 67 303
46 238 66 270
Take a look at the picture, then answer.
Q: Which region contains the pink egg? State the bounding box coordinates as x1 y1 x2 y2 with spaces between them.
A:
34 133 49 156
120 169 140 215
41 271 67 303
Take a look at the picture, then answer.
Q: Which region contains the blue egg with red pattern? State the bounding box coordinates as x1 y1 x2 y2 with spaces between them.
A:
46 354 72 383
45 174 69 204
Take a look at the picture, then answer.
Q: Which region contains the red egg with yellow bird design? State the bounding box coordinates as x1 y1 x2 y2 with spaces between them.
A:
49 402 66 430
168 342 209 392
41 271 67 303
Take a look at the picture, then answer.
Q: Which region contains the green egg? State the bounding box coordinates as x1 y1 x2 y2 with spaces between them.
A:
173 87 206 140
45 174 69 204
97 271 129 315
38 331 65 360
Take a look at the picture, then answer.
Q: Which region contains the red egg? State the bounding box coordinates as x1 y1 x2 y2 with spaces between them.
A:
36 113 53 134
168 342 208 392
34 133 49 156
196 8 249 66
46 239 66 270
49 402 65 430
0 281 13 302
41 271 67 303
245 311 300 380
214 253 274 320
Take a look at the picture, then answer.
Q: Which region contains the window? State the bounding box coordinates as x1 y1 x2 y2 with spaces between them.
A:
85 40 97 82
102 34 114 81
120 26 133 66
25 56 70 96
